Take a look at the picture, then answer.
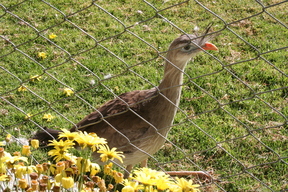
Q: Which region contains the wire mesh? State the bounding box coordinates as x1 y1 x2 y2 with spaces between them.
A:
0 0 287 191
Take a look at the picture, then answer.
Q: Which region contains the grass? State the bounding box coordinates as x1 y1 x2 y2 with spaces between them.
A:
0 0 287 191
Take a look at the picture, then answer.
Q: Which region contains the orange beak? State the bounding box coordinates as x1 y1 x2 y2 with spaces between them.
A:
202 42 218 51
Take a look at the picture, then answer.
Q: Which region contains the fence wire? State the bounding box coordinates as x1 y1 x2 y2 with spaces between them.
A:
0 0 287 191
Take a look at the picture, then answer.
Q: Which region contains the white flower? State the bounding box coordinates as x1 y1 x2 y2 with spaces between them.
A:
90 79 96 85
104 74 112 79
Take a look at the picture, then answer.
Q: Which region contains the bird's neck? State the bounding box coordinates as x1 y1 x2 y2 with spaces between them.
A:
158 56 189 106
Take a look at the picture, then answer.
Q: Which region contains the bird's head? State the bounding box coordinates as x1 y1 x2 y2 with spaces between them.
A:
166 27 218 68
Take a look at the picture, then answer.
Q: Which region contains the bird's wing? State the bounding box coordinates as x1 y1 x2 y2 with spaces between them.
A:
70 88 159 149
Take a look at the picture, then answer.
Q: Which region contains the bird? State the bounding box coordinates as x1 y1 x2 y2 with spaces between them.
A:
32 26 218 178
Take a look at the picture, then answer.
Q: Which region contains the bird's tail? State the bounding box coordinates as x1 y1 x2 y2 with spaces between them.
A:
31 127 61 146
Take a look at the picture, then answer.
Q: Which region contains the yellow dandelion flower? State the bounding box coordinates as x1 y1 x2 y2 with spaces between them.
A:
30 139 39 149
61 176 74 189
97 144 125 163
18 85 28 92
63 88 74 97
42 113 55 122
49 33 57 39
37 52 47 59
30 75 42 82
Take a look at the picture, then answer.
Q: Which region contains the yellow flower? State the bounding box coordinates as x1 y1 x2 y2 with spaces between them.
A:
103 162 113 176
42 113 55 122
122 186 134 192
58 129 78 141
90 163 101 176
5 155 28 165
0 147 5 158
61 176 74 189
48 140 75 162
0 162 6 174
30 75 42 82
172 177 200 192
19 178 28 189
37 52 47 59
113 170 124 184
155 175 173 191
114 86 119 92
132 171 155 186
48 139 75 150
18 85 28 92
74 131 106 151
24 113 32 120
31 180 39 191
131 167 174 189
21 145 31 156
15 165 37 179
55 173 62 183
134 167 166 179
49 33 57 39
76 157 91 173
98 179 106 191
36 164 44 174
63 88 74 97
0 174 9 182
123 179 143 191
97 144 125 163
0 142 5 147
56 161 66 174
30 139 39 149
5 134 11 143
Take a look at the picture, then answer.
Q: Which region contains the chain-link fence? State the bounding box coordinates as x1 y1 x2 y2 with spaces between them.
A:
1 0 287 191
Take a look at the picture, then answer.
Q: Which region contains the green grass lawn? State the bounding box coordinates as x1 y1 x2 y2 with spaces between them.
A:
1 0 287 191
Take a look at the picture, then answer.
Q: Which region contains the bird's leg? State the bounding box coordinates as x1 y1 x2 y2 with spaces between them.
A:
124 164 133 178
140 159 148 168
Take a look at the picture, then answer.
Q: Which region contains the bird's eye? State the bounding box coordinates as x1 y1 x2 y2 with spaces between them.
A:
181 44 195 52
